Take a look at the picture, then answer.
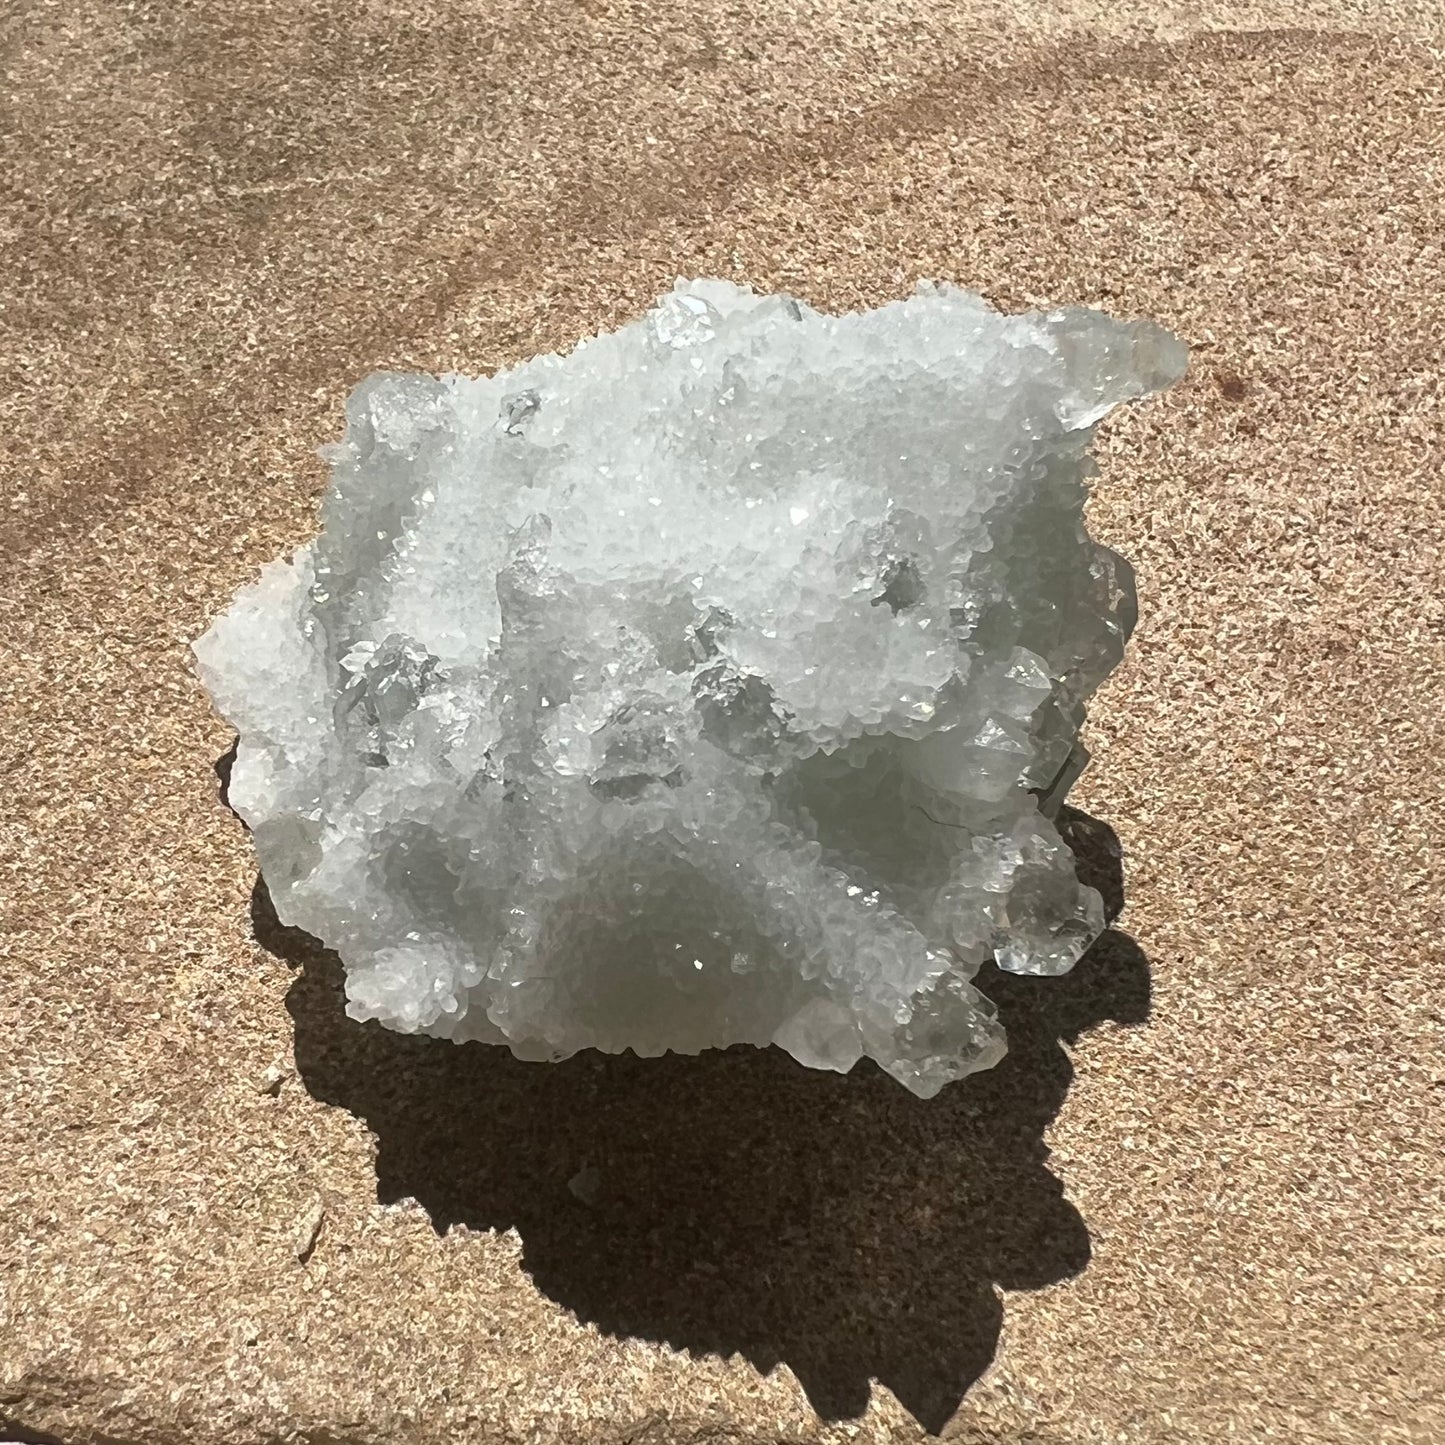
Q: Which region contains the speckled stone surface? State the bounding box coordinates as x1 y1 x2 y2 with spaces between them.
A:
3 3 1443 1443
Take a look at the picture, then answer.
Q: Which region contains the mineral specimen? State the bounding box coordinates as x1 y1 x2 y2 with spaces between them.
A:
195 280 1185 1098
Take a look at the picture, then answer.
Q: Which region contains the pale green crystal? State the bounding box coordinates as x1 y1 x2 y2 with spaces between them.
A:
195 280 1185 1098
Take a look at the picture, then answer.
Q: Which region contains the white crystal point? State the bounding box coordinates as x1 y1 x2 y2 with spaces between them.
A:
195 280 1185 1099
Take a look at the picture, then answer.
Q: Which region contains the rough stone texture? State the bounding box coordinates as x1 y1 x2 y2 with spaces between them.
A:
3 3 1444 1444
195 280 1184 1095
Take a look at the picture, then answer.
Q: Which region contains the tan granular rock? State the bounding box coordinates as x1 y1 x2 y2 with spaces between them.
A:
2 3 1443 1443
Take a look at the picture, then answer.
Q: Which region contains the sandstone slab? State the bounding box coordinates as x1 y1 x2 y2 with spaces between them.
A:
3 3 1443 1443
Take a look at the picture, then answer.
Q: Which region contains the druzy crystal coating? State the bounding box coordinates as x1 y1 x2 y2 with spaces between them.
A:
195 280 1185 1097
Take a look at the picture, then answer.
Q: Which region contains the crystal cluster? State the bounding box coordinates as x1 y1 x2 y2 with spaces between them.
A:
195 280 1184 1097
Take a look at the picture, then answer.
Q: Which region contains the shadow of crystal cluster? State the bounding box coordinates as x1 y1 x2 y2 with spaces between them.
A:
195 280 1184 1096
246 794 1148 1433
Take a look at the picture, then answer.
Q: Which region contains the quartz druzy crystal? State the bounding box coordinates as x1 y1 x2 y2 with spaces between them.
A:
195 280 1185 1098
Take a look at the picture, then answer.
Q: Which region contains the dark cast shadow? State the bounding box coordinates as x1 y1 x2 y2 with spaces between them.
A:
223 745 1149 1433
